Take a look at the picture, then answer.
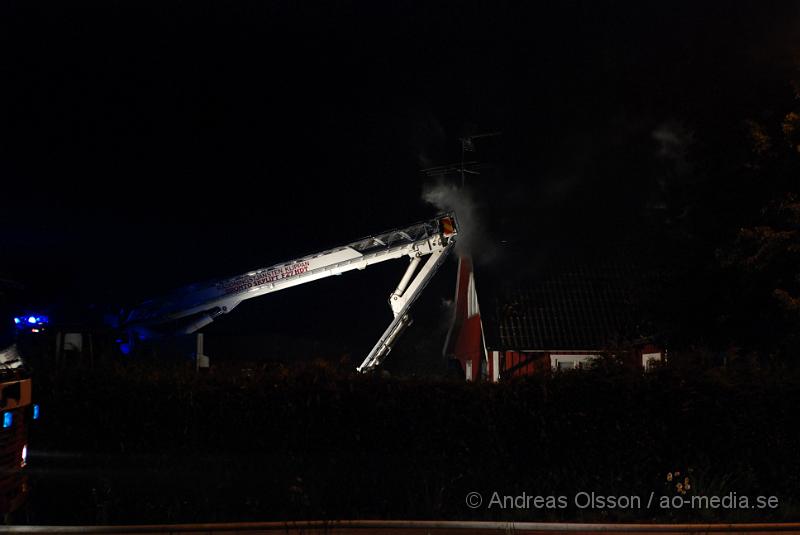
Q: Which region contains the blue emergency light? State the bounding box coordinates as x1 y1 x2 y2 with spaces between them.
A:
14 315 48 329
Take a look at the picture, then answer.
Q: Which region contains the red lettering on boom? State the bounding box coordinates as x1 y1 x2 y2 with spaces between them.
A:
217 261 311 294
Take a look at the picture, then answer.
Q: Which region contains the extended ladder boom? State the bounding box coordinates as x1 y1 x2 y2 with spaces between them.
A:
124 213 458 372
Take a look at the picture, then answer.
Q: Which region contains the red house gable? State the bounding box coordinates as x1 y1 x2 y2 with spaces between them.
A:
443 256 485 381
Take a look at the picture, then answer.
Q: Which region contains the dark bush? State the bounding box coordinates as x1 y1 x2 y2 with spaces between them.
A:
26 357 800 524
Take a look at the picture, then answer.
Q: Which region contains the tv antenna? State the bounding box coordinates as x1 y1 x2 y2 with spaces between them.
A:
421 131 502 187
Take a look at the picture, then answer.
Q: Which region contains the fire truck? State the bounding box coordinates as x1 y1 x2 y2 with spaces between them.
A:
120 213 459 372
0 316 41 517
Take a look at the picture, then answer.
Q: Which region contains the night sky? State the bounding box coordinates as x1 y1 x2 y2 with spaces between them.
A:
3 1 799 360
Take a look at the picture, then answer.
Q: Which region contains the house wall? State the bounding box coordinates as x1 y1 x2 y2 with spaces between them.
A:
488 346 664 382
498 350 603 380
454 315 484 381
500 350 551 378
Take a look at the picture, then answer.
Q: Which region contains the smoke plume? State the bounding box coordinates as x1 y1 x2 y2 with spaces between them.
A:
422 179 495 264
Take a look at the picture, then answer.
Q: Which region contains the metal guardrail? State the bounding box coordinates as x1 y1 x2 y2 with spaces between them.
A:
2 520 800 535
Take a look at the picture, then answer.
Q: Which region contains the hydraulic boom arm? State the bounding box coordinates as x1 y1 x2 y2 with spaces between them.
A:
123 213 458 372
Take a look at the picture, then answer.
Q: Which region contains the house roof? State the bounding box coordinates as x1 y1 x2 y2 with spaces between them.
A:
479 255 644 351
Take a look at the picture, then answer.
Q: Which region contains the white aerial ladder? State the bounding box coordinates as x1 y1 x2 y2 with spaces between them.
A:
122 213 458 372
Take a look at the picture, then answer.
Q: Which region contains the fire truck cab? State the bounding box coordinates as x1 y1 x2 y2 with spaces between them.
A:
0 325 38 517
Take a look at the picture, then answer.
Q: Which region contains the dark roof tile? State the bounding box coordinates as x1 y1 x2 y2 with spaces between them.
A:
480 258 640 350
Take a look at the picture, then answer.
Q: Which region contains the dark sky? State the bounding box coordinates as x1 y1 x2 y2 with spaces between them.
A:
2 1 799 356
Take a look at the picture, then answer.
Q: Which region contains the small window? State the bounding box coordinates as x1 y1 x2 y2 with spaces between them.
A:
642 352 662 371
550 354 597 371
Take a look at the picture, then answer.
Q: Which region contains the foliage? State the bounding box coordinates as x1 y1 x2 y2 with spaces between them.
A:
26 358 800 524
639 72 800 359
717 195 800 356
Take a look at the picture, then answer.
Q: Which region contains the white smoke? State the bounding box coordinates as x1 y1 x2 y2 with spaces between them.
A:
652 121 693 173
650 120 695 207
422 179 495 264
